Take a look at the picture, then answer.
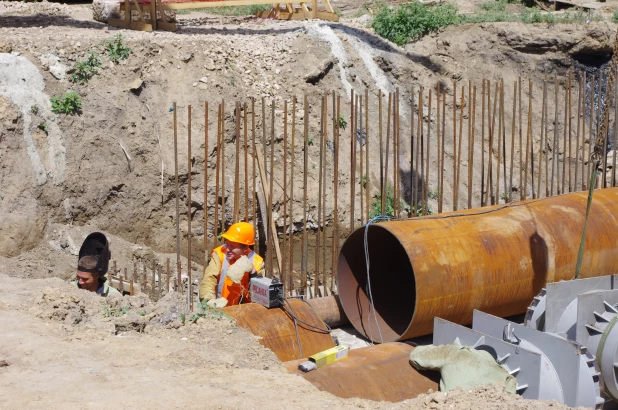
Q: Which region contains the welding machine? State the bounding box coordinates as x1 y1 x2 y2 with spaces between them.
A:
250 276 284 308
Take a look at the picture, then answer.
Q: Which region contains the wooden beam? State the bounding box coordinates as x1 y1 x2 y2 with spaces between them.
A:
149 0 157 30
255 148 283 276
109 18 154 31
166 0 290 9
322 0 334 13
277 10 339 21
157 20 177 32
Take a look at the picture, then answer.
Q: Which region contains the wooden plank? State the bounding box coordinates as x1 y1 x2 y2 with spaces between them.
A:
150 0 157 30
166 0 291 9
132 0 144 22
125 0 130 21
312 0 317 18
277 10 339 21
109 18 154 31
322 0 334 13
300 2 309 11
157 20 177 31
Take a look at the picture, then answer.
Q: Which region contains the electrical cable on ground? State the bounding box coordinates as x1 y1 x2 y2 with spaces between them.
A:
364 215 390 345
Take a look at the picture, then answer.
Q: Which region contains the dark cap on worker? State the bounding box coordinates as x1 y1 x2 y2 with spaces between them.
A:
78 232 110 276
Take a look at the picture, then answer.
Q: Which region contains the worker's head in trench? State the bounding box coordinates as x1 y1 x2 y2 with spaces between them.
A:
220 222 255 263
76 232 111 293
76 256 103 292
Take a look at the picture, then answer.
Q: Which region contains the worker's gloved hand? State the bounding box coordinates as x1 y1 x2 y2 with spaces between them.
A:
206 297 228 309
227 255 253 284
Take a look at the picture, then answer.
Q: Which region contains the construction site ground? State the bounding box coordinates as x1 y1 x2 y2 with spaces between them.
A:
1 1 617 408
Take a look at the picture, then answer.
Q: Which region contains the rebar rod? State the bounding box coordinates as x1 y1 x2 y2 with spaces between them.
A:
440 89 446 211
315 95 325 297
244 102 249 221
470 86 476 208
269 100 276 277
302 95 309 294
384 93 391 215
173 102 181 294
467 81 472 209
214 104 221 252
602 74 609 189
436 84 441 213
187 104 193 310
365 88 369 223
538 79 546 198
518 77 523 200
509 81 516 203
481 80 486 206
333 94 340 293
234 102 240 222
453 82 457 209
359 96 364 224
456 85 464 209
350 90 355 232
204 102 209 266
282 100 288 292
614 67 618 188
221 100 226 231
425 89 432 214
379 92 384 214
524 80 532 200
551 76 559 196
252 98 257 234
289 96 296 294
574 77 584 191
582 72 587 190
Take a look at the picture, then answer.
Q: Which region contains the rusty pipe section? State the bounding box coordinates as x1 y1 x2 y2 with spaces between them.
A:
338 188 618 342
306 296 350 328
224 298 335 362
284 342 439 402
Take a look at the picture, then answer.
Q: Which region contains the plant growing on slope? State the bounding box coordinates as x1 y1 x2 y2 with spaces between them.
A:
69 51 102 85
38 122 48 135
372 1 459 46
337 114 348 130
105 34 132 63
51 92 82 115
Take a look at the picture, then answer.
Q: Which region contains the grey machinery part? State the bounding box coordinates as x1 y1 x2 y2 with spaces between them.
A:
434 310 604 409
524 275 618 403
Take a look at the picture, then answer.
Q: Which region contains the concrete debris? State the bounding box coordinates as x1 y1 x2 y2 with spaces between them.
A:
304 57 334 84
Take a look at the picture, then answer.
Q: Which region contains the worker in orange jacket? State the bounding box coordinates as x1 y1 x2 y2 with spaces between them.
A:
199 222 264 308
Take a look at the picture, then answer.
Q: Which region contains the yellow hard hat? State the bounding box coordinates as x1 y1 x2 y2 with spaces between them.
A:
221 222 255 246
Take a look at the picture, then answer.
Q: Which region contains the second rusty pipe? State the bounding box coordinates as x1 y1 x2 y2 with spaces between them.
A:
338 188 618 342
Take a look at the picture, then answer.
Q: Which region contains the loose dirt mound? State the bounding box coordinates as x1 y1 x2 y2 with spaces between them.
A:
0 273 583 409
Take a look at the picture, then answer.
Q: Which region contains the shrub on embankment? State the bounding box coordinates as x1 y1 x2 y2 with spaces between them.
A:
372 0 603 46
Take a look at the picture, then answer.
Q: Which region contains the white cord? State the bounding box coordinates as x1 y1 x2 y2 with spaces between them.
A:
364 215 390 344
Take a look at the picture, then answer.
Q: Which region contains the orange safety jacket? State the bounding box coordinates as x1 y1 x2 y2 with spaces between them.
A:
213 246 264 305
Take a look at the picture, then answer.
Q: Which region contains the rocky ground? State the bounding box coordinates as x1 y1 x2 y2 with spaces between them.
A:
0 272 584 409
1 1 617 408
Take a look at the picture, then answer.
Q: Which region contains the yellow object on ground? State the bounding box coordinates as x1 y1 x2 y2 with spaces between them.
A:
309 345 350 368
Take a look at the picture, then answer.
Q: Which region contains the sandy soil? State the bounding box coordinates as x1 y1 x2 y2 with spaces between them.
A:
0 2 615 408
0 272 584 410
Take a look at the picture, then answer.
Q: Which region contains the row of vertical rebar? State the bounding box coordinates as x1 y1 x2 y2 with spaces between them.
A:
107 258 181 302
161 71 617 304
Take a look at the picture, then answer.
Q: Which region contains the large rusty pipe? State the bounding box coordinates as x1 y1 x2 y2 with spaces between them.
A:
306 296 349 328
284 343 439 402
338 188 618 342
224 299 335 362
